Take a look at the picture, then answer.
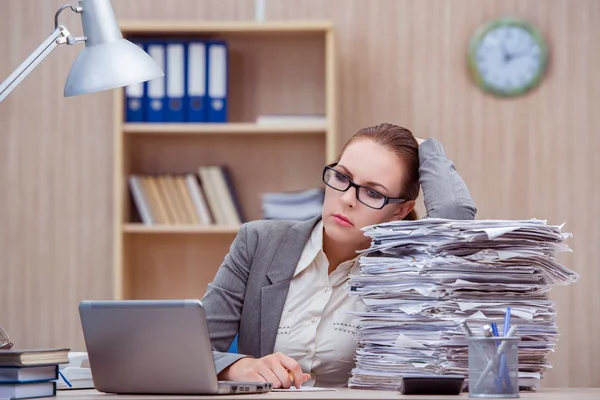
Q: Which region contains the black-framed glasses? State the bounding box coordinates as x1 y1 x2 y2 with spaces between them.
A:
322 163 406 210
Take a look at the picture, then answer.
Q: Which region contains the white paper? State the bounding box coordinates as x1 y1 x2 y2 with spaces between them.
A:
479 226 520 239
272 387 336 392
458 302 504 311
346 218 578 391
468 310 488 320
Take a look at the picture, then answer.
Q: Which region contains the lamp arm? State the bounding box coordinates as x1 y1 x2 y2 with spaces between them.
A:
0 4 87 104
0 26 65 103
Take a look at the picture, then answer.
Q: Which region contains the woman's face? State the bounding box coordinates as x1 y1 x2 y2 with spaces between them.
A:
321 138 415 248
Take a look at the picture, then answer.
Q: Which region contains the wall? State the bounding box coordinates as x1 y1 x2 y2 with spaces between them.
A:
0 0 597 388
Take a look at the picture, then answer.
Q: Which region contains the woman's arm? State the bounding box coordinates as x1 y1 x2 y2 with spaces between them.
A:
417 138 477 220
202 222 309 388
202 223 253 374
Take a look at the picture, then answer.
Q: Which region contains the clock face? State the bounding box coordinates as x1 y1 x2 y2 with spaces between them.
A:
468 18 548 96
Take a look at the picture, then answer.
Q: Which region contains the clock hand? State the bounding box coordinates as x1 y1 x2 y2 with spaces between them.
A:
506 48 532 61
500 42 511 63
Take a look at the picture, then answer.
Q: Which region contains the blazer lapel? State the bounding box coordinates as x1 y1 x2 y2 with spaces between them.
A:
260 215 321 356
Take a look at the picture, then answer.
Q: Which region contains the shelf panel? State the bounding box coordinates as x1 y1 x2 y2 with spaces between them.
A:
120 21 333 35
122 234 232 299
123 123 328 136
123 224 240 234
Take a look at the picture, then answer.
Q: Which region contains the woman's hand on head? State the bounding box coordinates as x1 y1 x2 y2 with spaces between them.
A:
218 352 311 389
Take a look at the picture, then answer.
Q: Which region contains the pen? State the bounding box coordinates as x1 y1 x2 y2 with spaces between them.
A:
461 322 474 337
288 369 304 389
503 307 511 337
482 324 498 376
463 323 491 364
491 322 500 338
490 322 501 392
58 370 72 388
473 325 518 392
500 307 513 392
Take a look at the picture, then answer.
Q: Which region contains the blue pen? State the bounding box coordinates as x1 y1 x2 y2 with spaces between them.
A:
503 307 511 336
58 370 72 388
500 307 513 392
491 322 500 338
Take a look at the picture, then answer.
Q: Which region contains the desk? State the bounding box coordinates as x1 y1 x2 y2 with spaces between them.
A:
56 388 600 400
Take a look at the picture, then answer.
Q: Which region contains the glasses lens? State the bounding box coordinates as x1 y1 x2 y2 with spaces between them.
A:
324 168 350 191
357 187 386 209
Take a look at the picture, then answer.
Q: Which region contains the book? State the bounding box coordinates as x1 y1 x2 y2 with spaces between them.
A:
0 349 69 367
0 381 56 399
0 365 58 383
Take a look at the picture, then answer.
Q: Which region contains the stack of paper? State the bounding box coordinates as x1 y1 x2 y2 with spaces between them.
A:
261 188 324 221
347 219 579 391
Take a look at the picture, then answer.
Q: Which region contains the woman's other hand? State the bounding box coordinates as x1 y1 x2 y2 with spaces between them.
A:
218 352 310 389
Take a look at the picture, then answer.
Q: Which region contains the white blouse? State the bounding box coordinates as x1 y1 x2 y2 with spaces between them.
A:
272 220 366 387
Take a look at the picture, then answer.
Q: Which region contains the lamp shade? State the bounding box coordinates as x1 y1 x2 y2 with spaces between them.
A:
63 0 163 97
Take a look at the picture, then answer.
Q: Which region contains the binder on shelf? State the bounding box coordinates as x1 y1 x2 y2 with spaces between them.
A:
124 41 146 122
145 42 167 122
207 41 228 123
186 41 207 122
165 41 186 122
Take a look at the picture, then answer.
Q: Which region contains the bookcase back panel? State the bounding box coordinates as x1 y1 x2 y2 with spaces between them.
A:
123 233 237 299
124 32 326 122
125 134 326 222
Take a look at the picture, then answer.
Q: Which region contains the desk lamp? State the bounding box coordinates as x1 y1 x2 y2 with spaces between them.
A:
0 0 163 103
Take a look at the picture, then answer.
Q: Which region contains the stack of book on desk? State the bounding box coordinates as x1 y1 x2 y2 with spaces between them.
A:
347 219 579 391
0 348 69 399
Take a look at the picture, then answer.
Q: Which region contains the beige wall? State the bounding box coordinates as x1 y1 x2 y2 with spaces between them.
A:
0 0 597 388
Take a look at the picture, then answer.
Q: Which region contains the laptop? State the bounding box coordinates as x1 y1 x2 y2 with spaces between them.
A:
78 299 272 395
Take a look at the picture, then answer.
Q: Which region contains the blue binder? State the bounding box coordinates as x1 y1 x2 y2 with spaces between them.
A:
145 42 167 122
207 41 228 123
165 41 186 122
186 41 207 122
124 41 146 122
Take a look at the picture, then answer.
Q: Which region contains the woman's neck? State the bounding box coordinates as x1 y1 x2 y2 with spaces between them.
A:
322 228 369 274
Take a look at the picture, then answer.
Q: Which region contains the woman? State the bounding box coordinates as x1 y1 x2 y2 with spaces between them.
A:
202 123 477 389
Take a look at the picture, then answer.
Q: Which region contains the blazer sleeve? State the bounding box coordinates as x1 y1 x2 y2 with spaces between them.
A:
201 223 254 375
419 138 477 220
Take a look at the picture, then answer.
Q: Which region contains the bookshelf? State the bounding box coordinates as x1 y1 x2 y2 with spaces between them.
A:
113 21 337 300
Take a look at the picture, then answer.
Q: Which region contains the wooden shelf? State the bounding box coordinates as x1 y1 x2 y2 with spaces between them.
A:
115 20 337 300
123 224 240 234
123 123 328 136
119 20 333 35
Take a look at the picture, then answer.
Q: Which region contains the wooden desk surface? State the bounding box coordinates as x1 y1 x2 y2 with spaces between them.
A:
55 388 600 400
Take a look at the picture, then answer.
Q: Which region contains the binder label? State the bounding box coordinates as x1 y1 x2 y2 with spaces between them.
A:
188 43 206 96
147 44 165 98
208 44 226 98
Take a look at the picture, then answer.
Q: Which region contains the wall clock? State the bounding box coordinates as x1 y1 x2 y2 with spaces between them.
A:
468 17 548 97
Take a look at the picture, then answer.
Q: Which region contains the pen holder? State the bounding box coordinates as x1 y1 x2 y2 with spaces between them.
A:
467 336 521 398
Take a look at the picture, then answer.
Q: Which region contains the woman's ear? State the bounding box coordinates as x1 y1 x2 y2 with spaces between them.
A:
389 200 416 221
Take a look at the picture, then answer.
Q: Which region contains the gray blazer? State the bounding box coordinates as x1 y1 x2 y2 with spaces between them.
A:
202 138 477 375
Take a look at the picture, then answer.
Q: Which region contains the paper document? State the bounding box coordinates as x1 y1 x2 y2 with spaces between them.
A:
272 387 336 392
346 218 578 391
